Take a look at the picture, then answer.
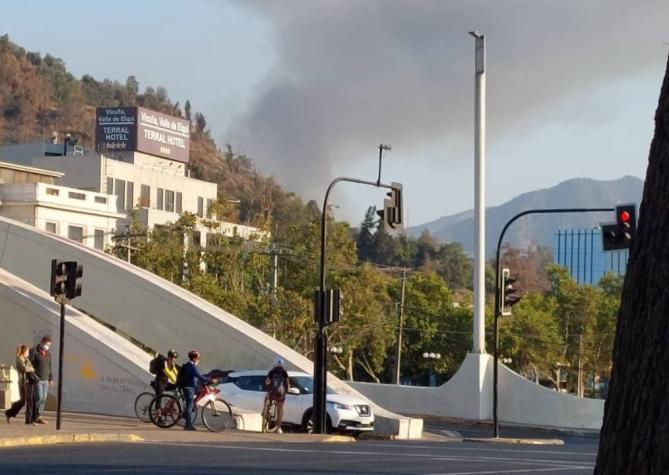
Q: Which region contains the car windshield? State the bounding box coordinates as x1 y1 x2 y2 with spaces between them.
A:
290 376 335 395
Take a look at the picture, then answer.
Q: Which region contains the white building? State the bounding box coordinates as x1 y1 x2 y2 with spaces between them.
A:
0 161 123 250
0 141 263 245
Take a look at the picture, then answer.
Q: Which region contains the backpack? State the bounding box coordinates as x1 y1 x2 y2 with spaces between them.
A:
269 369 287 397
149 355 166 376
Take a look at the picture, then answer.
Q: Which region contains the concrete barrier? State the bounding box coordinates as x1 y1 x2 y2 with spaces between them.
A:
350 353 604 431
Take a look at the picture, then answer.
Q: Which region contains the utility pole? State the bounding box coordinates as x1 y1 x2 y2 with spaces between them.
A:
577 333 583 398
394 267 407 385
469 31 486 353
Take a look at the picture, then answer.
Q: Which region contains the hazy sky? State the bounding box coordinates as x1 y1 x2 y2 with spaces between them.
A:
2 1 667 226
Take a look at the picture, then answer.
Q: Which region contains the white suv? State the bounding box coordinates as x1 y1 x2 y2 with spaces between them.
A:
217 370 374 434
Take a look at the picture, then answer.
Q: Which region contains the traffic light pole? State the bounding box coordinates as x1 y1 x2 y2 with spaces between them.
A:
314 175 397 434
492 207 613 438
56 296 66 430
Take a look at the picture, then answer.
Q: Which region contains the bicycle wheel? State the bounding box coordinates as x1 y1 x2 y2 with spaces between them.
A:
149 394 181 428
262 399 278 433
134 392 154 423
201 398 234 432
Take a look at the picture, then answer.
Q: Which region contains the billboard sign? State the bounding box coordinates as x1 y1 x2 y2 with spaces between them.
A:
95 107 137 152
95 107 190 163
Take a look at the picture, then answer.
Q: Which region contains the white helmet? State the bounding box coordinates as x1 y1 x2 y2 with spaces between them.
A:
273 356 284 368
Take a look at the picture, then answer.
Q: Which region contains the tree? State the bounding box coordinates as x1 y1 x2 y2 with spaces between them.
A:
595 55 669 473
356 206 377 262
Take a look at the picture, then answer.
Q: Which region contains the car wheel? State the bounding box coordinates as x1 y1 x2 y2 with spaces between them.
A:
302 409 332 434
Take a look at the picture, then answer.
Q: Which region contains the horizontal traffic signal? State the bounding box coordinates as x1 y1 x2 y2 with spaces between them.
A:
602 204 636 251
50 260 83 301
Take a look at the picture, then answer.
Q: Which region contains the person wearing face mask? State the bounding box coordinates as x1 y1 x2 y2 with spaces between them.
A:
28 336 53 425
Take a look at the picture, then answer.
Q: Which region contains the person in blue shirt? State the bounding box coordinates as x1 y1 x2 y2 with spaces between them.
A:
179 350 211 431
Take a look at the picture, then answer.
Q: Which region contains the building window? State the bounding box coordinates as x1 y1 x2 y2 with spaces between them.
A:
45 222 57 234
207 199 216 219
140 185 151 208
197 197 204 218
13 171 27 183
68 191 86 200
67 225 84 243
126 182 134 210
114 179 126 211
0 169 14 183
106 177 114 195
192 231 201 247
94 229 105 250
176 192 182 214
157 188 164 210
165 190 175 213
94 196 107 204
46 188 60 196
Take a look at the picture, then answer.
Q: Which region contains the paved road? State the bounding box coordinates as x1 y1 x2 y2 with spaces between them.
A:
0 439 597 474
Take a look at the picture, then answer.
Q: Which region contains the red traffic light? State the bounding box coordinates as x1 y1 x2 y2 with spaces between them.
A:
619 210 630 223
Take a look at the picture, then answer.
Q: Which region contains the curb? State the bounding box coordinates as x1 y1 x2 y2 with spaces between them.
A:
463 437 564 446
0 433 144 448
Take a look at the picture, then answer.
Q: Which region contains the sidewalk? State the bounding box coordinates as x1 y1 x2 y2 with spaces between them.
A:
0 412 355 448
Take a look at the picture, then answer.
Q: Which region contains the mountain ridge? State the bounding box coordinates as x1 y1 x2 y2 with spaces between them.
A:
410 175 644 257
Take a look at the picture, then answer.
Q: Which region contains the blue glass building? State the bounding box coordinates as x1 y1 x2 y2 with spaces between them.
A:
553 228 628 285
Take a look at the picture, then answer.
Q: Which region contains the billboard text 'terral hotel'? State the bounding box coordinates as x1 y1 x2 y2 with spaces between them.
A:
95 106 190 163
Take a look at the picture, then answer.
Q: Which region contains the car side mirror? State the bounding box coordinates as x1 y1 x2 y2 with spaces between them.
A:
288 387 300 395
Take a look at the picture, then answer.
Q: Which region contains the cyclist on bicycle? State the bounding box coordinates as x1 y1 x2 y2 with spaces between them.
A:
265 357 289 434
151 349 179 417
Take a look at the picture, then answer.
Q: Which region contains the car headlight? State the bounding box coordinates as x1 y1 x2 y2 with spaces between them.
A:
328 401 352 410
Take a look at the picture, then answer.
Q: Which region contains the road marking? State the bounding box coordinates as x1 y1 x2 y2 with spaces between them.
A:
428 467 592 475
362 442 597 457
146 441 594 468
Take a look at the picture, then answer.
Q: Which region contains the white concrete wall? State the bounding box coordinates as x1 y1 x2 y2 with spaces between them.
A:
0 217 421 437
350 353 604 430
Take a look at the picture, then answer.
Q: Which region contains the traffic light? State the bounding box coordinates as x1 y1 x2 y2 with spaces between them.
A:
50 260 68 298
65 261 83 300
377 182 403 232
500 268 521 316
313 288 343 326
602 204 636 251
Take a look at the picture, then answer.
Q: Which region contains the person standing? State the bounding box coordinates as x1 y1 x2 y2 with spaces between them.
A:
29 336 53 425
265 357 289 434
5 345 37 424
177 350 210 431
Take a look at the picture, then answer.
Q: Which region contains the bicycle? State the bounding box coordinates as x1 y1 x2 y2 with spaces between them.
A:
134 390 154 423
262 396 279 433
149 382 234 432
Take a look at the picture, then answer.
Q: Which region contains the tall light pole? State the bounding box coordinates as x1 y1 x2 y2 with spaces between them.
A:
469 31 486 353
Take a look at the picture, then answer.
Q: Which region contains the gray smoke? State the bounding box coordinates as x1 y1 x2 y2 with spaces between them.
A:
228 0 668 200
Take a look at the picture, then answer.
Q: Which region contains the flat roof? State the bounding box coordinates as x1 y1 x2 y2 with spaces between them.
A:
0 160 64 178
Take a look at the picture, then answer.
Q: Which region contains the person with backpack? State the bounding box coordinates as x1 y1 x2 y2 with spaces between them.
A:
149 350 179 418
177 350 211 431
265 357 289 434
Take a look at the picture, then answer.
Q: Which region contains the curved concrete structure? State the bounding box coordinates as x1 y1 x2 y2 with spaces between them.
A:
0 217 421 438
350 353 604 430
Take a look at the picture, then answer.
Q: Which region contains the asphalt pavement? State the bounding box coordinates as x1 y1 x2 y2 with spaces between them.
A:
0 438 597 474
